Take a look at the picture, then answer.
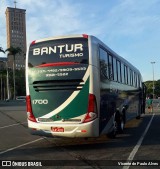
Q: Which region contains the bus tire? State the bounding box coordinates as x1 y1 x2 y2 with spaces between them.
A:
107 119 117 139
116 111 125 133
136 104 141 119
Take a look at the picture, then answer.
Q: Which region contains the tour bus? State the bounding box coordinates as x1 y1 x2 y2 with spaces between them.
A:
26 34 146 138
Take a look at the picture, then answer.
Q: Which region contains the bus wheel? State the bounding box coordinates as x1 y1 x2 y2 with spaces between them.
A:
136 104 141 119
136 115 141 119
107 118 117 138
117 111 125 133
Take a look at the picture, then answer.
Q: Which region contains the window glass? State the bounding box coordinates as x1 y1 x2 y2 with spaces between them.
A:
137 75 139 88
99 48 109 80
109 55 113 80
124 65 128 84
121 63 125 84
113 57 117 81
117 60 121 83
138 75 142 88
29 38 89 67
133 71 136 87
135 73 138 87
130 69 133 86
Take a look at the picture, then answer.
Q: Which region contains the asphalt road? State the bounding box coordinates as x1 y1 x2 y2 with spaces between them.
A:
0 100 160 169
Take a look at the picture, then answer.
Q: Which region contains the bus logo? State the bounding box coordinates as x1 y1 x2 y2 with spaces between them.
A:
33 44 83 55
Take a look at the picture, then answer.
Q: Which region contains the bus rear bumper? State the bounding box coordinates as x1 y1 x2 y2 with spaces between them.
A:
28 118 99 138
29 129 53 137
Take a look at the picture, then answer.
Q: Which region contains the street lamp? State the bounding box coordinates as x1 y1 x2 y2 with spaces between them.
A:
151 62 155 98
0 60 10 100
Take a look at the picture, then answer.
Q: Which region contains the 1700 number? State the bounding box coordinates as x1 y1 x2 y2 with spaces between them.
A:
32 99 48 104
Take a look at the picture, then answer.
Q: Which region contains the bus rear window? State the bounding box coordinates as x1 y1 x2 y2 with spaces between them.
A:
28 38 89 68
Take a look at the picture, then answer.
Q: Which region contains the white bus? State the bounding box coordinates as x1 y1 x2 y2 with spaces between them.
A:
26 34 146 138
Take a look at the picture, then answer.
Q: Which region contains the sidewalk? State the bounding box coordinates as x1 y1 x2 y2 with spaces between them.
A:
145 107 160 114
145 99 160 114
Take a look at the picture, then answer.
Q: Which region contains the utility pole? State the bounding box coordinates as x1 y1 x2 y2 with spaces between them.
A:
13 55 16 100
1 75 2 100
151 62 155 98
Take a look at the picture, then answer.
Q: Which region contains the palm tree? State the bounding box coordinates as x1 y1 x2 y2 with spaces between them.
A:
0 47 5 54
5 46 22 100
0 47 5 100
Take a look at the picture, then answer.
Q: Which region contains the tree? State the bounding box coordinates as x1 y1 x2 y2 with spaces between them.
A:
0 47 5 54
5 46 22 56
5 46 22 99
16 69 26 96
155 80 160 97
144 80 160 98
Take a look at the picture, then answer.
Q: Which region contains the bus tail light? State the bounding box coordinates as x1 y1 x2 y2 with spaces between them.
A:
82 34 88 39
26 95 37 122
82 94 98 123
31 40 36 45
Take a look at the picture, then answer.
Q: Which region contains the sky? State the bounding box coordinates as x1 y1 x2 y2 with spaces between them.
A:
0 0 160 81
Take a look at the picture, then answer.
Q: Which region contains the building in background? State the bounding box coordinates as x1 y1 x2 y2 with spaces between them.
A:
5 6 26 70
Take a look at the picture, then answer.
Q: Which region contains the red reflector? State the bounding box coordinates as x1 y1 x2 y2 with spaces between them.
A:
26 95 37 122
88 94 96 113
35 62 79 68
32 128 37 131
31 40 36 45
82 34 88 38
81 130 87 133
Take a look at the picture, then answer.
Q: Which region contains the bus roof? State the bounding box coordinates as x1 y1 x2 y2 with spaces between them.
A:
30 34 88 45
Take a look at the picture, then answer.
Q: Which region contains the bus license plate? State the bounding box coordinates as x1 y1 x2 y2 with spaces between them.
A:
51 127 64 132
